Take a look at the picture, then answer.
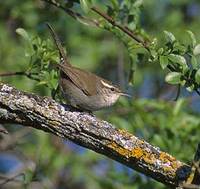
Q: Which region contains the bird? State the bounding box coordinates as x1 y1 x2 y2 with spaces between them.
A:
47 23 130 111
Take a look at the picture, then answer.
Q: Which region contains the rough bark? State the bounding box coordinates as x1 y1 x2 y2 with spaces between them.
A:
0 83 191 187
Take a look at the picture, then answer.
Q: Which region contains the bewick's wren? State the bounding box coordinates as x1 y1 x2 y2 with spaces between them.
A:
47 24 130 111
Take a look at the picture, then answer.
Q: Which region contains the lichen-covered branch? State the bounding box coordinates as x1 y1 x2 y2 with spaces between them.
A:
0 82 191 187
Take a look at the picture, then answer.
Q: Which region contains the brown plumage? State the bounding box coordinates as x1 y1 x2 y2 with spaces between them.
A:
47 23 129 111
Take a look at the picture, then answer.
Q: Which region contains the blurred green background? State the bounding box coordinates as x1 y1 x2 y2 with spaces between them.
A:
0 0 200 188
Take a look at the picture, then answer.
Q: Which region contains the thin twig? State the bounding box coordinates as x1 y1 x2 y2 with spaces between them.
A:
174 84 181 101
42 0 149 51
0 71 40 82
0 71 26 77
91 6 150 51
0 173 25 187
0 124 8 134
41 0 100 27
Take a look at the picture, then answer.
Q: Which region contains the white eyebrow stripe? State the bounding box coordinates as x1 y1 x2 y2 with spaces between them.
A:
100 80 113 88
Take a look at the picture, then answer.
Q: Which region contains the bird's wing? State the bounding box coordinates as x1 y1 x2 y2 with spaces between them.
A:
57 64 97 96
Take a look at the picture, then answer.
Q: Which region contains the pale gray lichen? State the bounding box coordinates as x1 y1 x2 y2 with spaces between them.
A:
0 108 8 118
1 84 13 92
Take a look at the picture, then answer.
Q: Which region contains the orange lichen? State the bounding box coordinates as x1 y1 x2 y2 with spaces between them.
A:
107 141 156 164
130 147 144 158
142 152 157 165
107 141 182 176
159 152 176 162
108 142 131 157
159 152 181 171
157 152 182 174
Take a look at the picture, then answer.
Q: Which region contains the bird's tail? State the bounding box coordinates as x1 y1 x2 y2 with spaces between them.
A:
46 23 70 66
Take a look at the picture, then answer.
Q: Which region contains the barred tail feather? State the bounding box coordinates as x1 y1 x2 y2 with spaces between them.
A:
46 23 70 65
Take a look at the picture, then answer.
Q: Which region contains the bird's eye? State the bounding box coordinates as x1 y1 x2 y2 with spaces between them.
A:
110 87 115 91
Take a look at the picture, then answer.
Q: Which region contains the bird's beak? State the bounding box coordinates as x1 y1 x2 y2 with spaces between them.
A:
120 92 132 98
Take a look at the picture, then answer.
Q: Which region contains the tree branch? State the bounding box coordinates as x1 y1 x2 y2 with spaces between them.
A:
42 0 149 50
0 82 192 187
0 71 40 82
41 0 100 27
0 71 26 77
91 6 149 50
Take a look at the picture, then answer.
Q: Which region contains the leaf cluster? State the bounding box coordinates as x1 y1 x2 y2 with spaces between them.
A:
16 28 59 91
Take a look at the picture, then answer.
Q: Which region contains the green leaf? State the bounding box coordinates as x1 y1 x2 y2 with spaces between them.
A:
187 30 196 47
191 56 198 69
158 48 164 54
151 38 158 48
80 0 91 13
24 169 34 185
16 28 34 57
173 98 185 116
186 84 194 92
195 69 200 84
168 54 187 71
36 80 47 86
159 55 169 69
173 42 186 54
16 28 30 41
180 79 186 86
165 72 182 84
164 31 176 43
134 0 143 7
150 49 158 61
110 0 119 9
193 44 200 56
